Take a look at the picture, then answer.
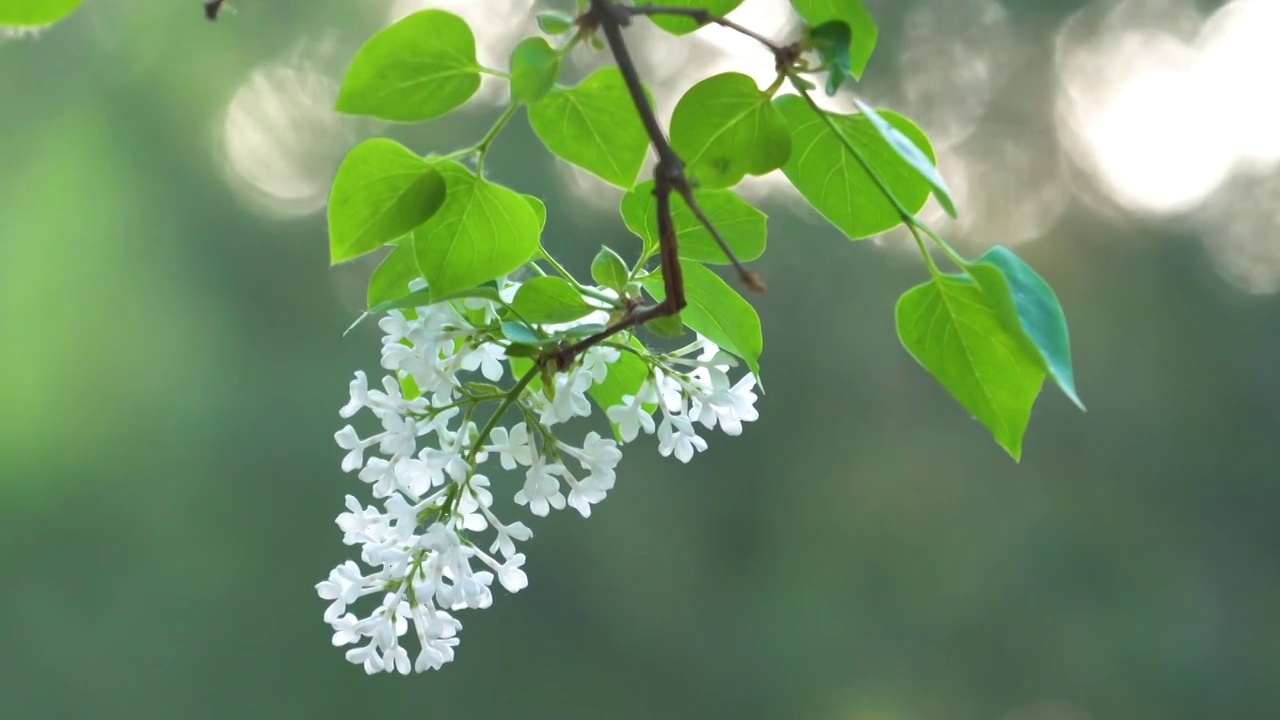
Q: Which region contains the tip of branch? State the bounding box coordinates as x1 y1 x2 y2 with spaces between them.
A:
740 270 767 294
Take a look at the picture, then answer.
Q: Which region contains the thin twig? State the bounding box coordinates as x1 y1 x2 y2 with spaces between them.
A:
203 0 225 21
623 4 787 56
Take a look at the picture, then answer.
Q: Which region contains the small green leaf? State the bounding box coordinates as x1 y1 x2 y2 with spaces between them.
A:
641 262 762 376
0 0 82 25
369 286 503 316
850 97 956 217
335 10 481 122
523 195 548 232
501 320 546 346
669 72 792 188
968 246 1084 410
645 0 743 35
547 323 608 342
620 181 767 263
510 276 596 324
775 95 934 239
510 37 561 105
591 246 630 292
528 67 650 187
328 139 447 264
645 312 686 338
367 243 419 308
790 0 877 79
536 9 575 35
413 162 540 299
806 20 853 95
895 273 1046 460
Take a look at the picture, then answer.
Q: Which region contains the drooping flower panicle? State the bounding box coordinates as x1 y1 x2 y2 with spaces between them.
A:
319 279 759 673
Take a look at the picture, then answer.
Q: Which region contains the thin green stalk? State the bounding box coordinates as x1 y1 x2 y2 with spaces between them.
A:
475 103 519 171
450 367 540 514
539 248 582 286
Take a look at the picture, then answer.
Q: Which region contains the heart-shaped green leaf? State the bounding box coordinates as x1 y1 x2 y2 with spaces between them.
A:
413 162 541 299
644 0 744 35
775 94 934 239
328 138 447 264
669 72 792 188
335 10 481 122
850 97 956 217
510 37 560 105
0 0 82 25
895 272 1046 460
528 67 650 187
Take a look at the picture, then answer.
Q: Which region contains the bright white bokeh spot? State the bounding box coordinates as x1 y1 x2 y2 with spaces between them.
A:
1056 0 1280 216
221 62 358 218
1195 0 1280 172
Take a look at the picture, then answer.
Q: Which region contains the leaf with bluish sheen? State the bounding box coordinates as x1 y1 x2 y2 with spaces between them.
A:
328 139 447 264
641 262 763 376
413 162 540 299
895 273 1046 460
775 95 934 239
501 320 546 346
528 67 650 187
0 0 81 25
807 20 853 95
669 72 791 188
591 246 630 292
789 0 877 78
850 97 956 217
969 246 1084 410
510 276 596 324
367 243 419 308
621 181 767 263
334 10 481 122
510 37 560 105
645 0 744 35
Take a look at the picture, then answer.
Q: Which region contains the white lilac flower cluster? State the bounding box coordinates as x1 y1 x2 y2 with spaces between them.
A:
318 281 759 673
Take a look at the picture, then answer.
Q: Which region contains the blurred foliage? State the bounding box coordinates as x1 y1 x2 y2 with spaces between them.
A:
1 1 1278 718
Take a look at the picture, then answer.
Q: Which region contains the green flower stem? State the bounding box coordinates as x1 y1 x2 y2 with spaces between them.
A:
538 248 582 286
450 366 540 514
479 66 512 79
474 103 519 170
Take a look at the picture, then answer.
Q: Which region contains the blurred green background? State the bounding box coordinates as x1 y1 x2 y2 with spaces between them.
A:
2 0 1278 718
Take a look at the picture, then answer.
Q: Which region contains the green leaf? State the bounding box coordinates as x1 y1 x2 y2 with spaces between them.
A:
510 37 560 105
369 286 503 316
536 9 575 35
641 262 762 376
523 195 548 232
806 21 853 96
367 243 419 308
969 246 1084 411
413 162 540 299
334 10 481 122
328 139 447 264
620 181 767 264
850 97 956 217
790 0 877 78
509 276 596 324
0 0 81 25
774 95 934 239
895 273 1046 460
528 67 650 187
669 72 791 188
645 0 744 35
644 312 686 338
591 246 630 292
501 320 546 346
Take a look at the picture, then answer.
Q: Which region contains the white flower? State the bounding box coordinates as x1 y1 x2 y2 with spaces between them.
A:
656 412 707 463
514 456 566 516
484 423 533 470
606 382 657 442
316 561 368 623
460 341 506 382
